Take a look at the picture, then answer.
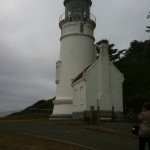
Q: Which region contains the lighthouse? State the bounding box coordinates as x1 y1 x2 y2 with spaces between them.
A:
52 0 96 118
51 0 124 120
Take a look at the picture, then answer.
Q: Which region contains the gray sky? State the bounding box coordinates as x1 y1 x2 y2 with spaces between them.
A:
0 0 149 112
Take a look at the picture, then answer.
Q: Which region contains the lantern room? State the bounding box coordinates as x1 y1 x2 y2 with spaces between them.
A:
64 0 92 20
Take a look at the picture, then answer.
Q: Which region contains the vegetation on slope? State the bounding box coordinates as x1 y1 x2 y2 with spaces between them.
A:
2 97 54 120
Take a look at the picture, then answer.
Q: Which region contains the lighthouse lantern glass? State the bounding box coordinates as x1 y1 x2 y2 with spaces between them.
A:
65 0 90 19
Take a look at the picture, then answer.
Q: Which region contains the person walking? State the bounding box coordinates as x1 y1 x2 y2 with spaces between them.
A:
138 102 150 150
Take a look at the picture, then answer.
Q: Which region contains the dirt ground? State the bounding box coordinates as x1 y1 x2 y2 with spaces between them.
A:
0 131 92 150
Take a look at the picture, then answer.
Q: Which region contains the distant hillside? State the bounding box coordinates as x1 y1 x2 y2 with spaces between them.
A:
0 110 22 117
26 98 54 110
2 97 54 120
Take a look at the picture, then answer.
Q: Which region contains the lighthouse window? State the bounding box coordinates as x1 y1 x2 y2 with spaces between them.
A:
56 61 62 84
80 24 84 33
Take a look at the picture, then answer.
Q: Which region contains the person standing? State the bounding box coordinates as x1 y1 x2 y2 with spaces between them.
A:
138 102 150 150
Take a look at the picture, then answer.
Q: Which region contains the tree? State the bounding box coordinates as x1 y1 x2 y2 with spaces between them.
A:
146 12 150 33
116 40 150 114
96 39 125 63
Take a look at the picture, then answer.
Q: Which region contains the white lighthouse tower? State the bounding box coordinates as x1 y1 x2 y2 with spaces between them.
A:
52 0 96 119
51 0 124 120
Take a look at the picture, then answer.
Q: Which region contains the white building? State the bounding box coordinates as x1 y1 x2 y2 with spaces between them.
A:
51 0 124 120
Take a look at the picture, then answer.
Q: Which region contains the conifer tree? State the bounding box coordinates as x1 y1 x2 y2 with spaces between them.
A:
96 39 125 62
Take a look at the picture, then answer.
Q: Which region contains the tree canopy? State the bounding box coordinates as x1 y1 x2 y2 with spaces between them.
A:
116 40 150 113
97 39 150 113
146 12 150 33
96 39 125 62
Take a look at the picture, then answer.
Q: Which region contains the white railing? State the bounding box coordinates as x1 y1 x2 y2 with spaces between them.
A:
59 13 96 23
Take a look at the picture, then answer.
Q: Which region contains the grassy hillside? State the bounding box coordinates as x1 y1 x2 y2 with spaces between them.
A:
27 98 54 110
2 97 54 120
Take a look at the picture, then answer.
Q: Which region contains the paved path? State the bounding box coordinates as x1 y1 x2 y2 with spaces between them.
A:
0 120 141 150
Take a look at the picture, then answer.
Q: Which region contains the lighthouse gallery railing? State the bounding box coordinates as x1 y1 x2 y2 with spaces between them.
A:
59 13 96 23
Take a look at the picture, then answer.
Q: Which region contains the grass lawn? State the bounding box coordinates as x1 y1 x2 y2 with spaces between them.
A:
0 131 92 150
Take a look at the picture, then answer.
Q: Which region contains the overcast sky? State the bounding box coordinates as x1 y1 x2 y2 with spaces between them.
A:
0 0 149 112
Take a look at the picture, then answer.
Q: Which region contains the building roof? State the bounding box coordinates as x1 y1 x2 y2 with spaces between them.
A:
72 65 91 83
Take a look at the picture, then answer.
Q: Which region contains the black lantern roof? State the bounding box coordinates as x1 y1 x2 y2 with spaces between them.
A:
64 0 92 6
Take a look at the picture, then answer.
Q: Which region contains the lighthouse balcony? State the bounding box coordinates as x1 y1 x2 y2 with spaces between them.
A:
59 13 96 26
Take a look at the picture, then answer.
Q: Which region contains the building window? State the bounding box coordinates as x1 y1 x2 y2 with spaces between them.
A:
74 89 78 106
56 61 62 84
80 86 83 104
80 24 84 33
